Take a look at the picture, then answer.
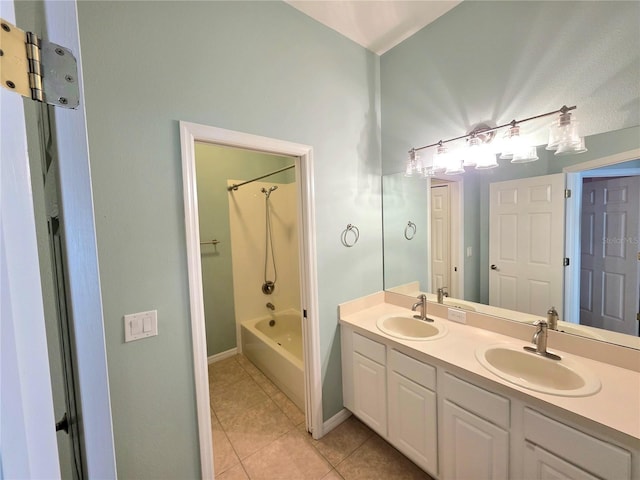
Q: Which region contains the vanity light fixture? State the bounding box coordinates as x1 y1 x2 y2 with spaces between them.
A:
410 105 586 176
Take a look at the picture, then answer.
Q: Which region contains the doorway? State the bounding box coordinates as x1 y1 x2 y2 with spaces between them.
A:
429 177 463 299
564 148 640 327
579 175 639 334
179 122 321 478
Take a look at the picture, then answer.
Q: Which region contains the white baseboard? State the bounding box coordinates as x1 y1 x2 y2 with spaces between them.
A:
321 408 352 437
208 348 238 364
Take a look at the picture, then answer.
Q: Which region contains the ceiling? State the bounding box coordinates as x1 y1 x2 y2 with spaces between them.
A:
285 1 462 55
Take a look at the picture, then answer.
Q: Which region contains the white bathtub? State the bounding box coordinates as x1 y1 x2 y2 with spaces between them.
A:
241 309 304 410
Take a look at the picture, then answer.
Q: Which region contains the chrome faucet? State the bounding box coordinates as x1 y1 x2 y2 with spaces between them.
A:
547 306 559 330
266 302 275 311
437 287 449 304
411 294 433 322
524 320 561 360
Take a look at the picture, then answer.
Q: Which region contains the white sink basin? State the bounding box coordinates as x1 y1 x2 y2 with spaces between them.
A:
475 344 601 397
376 314 448 341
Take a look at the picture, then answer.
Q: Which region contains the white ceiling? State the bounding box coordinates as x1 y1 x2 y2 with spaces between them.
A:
286 1 462 55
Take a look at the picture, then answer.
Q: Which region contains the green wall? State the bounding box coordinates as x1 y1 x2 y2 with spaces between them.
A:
77 1 381 477
195 144 294 357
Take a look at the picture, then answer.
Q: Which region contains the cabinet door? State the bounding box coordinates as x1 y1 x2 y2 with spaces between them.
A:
388 371 437 475
442 400 509 480
524 442 600 480
353 352 387 436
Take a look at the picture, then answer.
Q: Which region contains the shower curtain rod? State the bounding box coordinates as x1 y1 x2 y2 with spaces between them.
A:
227 164 295 191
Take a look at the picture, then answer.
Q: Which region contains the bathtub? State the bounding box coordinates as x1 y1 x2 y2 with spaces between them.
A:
241 309 304 410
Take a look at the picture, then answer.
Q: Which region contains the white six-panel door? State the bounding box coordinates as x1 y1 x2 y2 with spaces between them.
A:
580 176 640 335
431 184 451 293
489 174 565 316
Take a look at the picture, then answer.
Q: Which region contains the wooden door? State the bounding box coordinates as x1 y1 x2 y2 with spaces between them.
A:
489 174 565 316
580 176 640 335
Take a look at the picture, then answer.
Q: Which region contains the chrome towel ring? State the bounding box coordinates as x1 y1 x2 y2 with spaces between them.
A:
341 224 360 247
404 221 417 240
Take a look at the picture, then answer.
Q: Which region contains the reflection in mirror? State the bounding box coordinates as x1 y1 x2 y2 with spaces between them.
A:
383 127 640 350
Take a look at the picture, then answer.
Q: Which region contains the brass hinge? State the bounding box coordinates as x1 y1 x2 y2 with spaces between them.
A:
1 18 78 108
564 189 572 199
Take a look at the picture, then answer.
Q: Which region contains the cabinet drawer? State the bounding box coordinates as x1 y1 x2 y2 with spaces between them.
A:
389 349 436 390
353 332 385 364
443 373 510 429
524 408 631 480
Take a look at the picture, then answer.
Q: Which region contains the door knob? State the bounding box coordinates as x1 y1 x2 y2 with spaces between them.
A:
491 264 498 270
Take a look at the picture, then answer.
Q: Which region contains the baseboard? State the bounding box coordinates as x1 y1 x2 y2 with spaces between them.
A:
208 348 238 364
321 408 352 436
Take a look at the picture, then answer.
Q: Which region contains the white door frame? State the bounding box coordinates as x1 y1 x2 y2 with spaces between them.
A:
1 4 59 476
1 1 116 477
179 122 322 479
564 148 640 323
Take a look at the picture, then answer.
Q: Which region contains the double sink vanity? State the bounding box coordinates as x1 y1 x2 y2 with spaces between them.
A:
339 292 640 480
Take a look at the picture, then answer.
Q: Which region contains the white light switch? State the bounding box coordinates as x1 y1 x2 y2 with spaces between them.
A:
124 310 158 342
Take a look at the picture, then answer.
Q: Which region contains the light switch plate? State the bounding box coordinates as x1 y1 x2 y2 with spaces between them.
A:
448 308 466 324
124 310 158 342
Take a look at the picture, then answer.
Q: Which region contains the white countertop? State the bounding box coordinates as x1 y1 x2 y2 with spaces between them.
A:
340 301 640 441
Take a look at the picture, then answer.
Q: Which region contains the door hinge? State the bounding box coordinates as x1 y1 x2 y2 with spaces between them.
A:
303 309 307 319
637 312 640 322
564 189 572 199
1 18 79 108
563 257 570 266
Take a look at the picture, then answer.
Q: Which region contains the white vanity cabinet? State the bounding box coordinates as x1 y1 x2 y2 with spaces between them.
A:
441 373 510 480
340 322 638 480
388 349 438 475
522 408 632 480
349 331 387 437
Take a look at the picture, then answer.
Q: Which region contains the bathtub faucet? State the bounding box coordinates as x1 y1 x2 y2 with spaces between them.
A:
266 302 275 311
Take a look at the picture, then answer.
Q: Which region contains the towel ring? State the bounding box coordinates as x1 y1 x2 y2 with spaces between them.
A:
404 221 417 240
341 224 360 247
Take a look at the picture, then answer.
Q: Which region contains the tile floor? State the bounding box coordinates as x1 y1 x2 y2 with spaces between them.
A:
209 354 434 480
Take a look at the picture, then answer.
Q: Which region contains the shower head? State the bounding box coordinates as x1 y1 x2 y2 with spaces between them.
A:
261 185 278 197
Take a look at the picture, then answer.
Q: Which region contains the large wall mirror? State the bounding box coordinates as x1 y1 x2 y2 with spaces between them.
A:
383 126 640 350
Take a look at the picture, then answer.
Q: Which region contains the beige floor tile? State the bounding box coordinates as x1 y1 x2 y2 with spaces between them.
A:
211 376 269 423
336 435 433 480
221 399 294 460
251 371 280 397
212 423 240 474
311 416 374 467
272 391 306 426
242 430 332 480
215 463 249 480
236 354 262 376
209 357 250 394
321 470 345 480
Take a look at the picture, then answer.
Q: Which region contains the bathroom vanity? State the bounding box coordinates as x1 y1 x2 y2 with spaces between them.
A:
339 293 640 480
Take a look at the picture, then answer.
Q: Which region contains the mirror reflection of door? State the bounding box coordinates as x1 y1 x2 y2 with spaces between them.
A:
431 183 450 292
430 179 462 298
489 174 565 316
580 176 640 335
